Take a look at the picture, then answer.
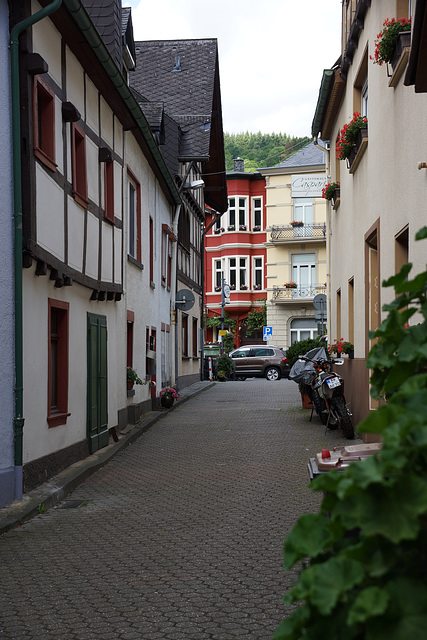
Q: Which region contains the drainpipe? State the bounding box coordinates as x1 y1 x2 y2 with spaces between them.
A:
313 136 331 339
10 0 63 499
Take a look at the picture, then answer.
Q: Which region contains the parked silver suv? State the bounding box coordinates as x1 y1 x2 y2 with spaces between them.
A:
229 345 289 381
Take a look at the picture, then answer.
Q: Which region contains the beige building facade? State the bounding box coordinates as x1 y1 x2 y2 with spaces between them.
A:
259 143 328 350
312 0 426 426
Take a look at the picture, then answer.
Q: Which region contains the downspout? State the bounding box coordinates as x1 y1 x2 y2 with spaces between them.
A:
313 136 331 339
10 0 63 499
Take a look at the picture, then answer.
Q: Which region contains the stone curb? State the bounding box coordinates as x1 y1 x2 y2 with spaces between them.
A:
0 381 216 535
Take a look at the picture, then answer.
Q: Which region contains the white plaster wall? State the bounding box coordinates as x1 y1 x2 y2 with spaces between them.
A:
22 266 125 463
0 0 14 502
36 165 64 260
101 222 113 283
124 132 174 399
86 77 99 134
86 137 99 206
114 228 122 284
328 2 427 356
85 211 99 280
66 47 85 118
68 199 85 272
100 97 114 149
31 1 62 88
114 116 123 158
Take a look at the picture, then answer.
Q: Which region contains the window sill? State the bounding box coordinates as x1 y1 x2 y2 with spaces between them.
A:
47 411 71 428
182 355 191 360
73 190 88 209
388 48 410 88
150 281 156 289
127 255 143 270
34 148 57 173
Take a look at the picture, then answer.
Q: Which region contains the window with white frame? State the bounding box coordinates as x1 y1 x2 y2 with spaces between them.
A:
253 257 263 289
239 258 247 288
227 197 247 229
229 258 237 288
292 253 316 297
252 197 262 230
214 259 222 290
293 198 313 225
361 77 368 118
290 318 318 344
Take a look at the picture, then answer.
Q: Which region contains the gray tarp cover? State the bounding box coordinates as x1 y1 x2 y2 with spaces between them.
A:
288 347 328 385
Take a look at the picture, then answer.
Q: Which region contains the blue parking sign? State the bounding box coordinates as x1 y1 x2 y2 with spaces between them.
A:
263 326 272 341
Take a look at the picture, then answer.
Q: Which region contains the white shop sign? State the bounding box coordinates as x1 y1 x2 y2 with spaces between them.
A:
291 174 327 198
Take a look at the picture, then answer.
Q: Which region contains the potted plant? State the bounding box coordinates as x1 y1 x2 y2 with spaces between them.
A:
327 338 354 357
215 354 235 381
321 182 340 201
336 112 368 161
159 386 180 408
370 17 411 68
253 283 262 290
229 284 236 290
253 225 261 232
127 366 143 390
215 285 221 292
240 284 248 290
290 220 304 227
239 224 247 231
227 225 235 231
284 282 297 289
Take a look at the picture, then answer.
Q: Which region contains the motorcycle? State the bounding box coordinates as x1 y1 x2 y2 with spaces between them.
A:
289 347 354 439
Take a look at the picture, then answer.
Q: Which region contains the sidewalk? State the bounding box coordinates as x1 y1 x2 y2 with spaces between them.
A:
0 380 215 535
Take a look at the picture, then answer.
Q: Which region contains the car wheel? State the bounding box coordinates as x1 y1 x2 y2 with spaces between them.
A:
265 367 280 381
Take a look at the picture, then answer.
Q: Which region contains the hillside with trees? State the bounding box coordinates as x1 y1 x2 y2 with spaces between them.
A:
224 132 311 173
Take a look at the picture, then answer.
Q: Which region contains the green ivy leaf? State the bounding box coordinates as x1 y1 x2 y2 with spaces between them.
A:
415 226 427 240
284 513 333 570
348 586 389 625
367 578 427 640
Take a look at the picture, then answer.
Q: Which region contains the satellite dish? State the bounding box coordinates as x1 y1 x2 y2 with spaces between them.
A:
175 289 195 311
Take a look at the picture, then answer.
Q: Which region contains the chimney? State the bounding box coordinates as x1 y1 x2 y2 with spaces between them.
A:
233 157 244 173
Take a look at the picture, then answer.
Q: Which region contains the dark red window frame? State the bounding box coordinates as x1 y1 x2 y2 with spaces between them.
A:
71 122 88 208
33 75 57 172
48 299 70 428
127 167 142 262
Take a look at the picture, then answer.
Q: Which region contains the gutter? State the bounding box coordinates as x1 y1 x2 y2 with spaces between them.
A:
10 0 64 500
311 69 334 139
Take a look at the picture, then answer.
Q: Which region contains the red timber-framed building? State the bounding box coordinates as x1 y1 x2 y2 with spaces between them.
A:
204 159 267 348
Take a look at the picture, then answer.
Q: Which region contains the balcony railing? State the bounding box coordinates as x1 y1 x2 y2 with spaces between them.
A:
270 223 326 243
272 284 326 302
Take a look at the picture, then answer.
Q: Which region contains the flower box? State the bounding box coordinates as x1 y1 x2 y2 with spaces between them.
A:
389 30 411 87
253 284 262 290
229 284 236 290
227 226 235 231
240 285 248 290
239 225 247 231
348 127 368 174
332 188 340 210
252 225 261 232
214 286 221 292
214 228 221 234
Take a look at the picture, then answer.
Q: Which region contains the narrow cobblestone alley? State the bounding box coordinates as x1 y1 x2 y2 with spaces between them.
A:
0 379 360 640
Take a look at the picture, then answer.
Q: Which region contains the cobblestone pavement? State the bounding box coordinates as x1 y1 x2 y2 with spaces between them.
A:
0 379 361 640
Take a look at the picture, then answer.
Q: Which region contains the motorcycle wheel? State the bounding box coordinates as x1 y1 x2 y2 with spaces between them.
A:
333 397 354 439
312 393 338 428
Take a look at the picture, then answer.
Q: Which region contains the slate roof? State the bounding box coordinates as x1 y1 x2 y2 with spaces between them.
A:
130 38 228 212
260 141 325 170
81 0 122 70
131 39 218 159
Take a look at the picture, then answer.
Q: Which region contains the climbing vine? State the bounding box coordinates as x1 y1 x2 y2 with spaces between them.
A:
245 300 267 336
274 227 427 640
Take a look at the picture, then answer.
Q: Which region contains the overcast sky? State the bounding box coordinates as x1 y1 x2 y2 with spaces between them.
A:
124 0 342 138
